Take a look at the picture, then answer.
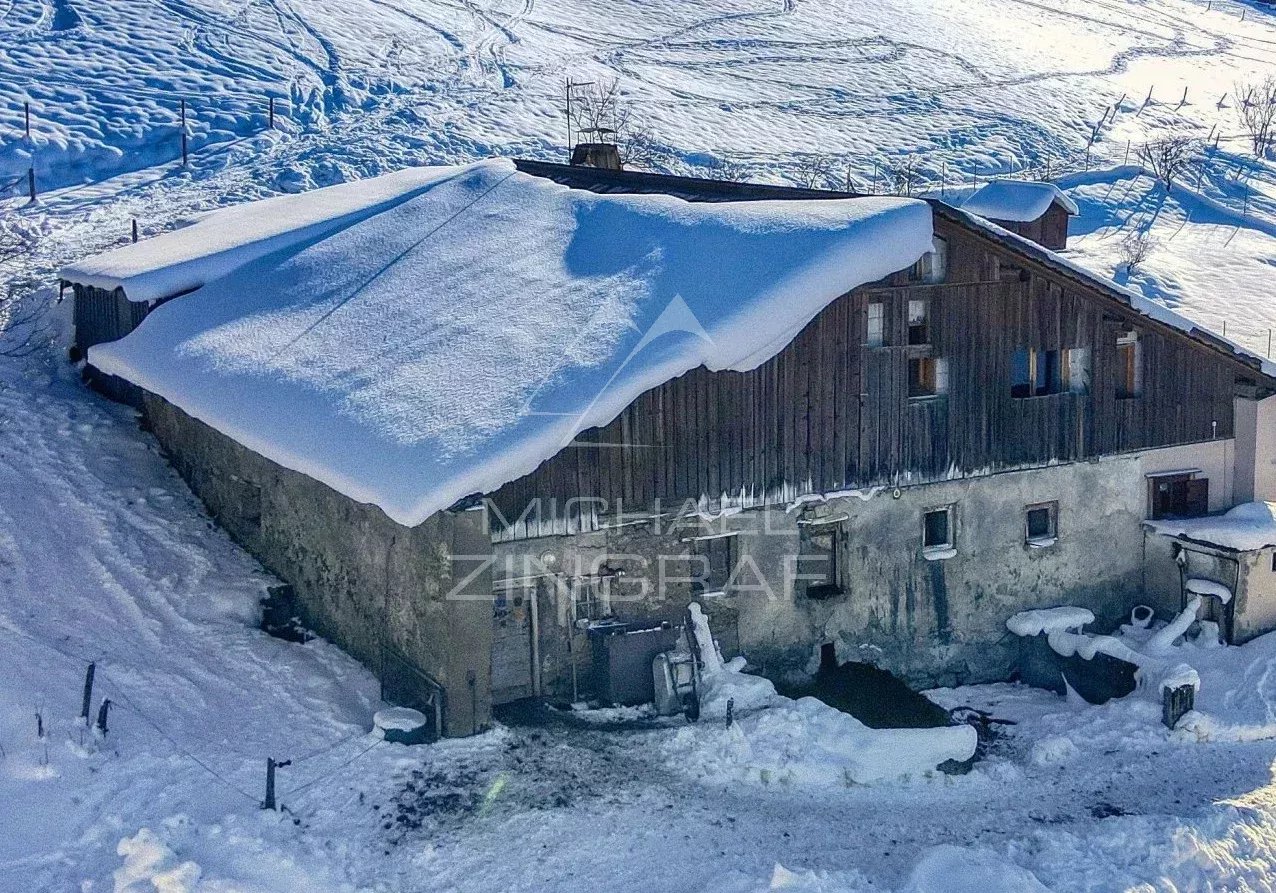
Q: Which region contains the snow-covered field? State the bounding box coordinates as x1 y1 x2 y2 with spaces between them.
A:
8 0 1276 889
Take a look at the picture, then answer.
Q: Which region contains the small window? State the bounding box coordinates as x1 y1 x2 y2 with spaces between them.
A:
1065 347 1091 394
908 299 929 345
923 506 955 555
1010 348 1058 397
920 237 948 284
1116 330 1142 399
866 302 885 347
909 356 947 399
1025 502 1058 545
1148 473 1208 520
572 578 611 624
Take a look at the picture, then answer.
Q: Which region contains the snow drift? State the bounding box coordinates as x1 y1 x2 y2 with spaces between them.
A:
88 158 933 527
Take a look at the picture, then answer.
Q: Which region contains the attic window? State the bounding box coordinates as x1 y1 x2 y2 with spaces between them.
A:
908 300 929 345
1116 330 1143 399
919 237 948 284
866 301 885 347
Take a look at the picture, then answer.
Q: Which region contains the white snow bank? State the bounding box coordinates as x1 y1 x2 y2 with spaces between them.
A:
1176 630 1276 742
115 829 202 893
1147 502 1276 552
1006 606 1094 637
62 166 460 303
901 845 1051 893
1185 578 1234 603
668 604 976 786
90 159 933 527
961 180 1078 223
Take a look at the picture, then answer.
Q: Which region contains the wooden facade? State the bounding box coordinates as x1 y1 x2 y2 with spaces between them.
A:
489 169 1268 533
71 283 148 354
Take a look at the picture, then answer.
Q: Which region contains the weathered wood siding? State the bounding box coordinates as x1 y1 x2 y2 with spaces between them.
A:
72 284 148 352
990 204 1071 251
489 217 1249 531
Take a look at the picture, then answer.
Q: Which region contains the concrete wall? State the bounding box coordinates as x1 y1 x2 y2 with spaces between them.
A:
1236 549 1276 643
1254 396 1276 502
495 450 1190 693
1138 438 1234 512
144 394 493 737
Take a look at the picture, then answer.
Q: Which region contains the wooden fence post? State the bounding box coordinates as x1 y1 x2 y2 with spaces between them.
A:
1162 683 1194 729
27 167 36 203
23 101 30 139
94 699 111 736
132 219 139 243
180 99 188 167
262 758 290 810
80 662 95 722
269 96 275 130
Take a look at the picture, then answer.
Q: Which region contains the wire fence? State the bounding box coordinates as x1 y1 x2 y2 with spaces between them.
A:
0 621 388 811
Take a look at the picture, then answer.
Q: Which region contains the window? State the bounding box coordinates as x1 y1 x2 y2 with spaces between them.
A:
919 237 948 284
923 506 955 556
1116 330 1142 399
1148 472 1209 520
1011 348 1088 398
908 300 929 345
866 302 885 347
694 534 738 595
1025 502 1058 545
909 356 948 398
1066 348 1091 394
799 524 843 599
572 578 611 624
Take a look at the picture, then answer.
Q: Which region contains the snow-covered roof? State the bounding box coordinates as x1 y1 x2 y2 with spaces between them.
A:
87 158 933 527
60 166 459 303
961 180 1079 223
1146 502 1276 552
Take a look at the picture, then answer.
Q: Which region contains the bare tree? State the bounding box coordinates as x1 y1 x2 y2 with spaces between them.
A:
1119 230 1156 274
1236 76 1276 157
1137 136 1200 191
791 153 837 190
885 156 923 196
0 214 50 359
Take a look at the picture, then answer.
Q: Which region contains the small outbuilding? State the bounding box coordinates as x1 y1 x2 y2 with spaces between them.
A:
1145 502 1276 644
961 180 1078 250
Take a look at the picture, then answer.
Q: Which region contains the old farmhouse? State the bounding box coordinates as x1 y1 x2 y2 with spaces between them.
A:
61 158 1276 738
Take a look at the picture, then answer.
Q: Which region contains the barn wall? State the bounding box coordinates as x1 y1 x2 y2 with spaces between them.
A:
72 284 148 352
142 393 494 737
489 218 1247 531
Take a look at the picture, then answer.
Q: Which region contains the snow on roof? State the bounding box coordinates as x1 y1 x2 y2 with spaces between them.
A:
88 158 933 527
60 166 461 303
1146 502 1276 552
961 180 1080 223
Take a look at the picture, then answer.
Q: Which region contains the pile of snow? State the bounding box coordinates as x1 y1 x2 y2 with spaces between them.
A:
1147 502 1276 552
1005 606 1094 638
667 606 976 786
961 180 1078 223
88 158 933 527
61 166 458 303
1185 578 1234 604
1007 598 1204 700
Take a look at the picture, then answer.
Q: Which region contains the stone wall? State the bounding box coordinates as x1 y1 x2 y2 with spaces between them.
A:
144 394 493 737
494 451 1175 693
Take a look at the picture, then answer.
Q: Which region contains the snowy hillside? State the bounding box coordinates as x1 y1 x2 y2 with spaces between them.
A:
10 0 1276 890
5 0 1276 351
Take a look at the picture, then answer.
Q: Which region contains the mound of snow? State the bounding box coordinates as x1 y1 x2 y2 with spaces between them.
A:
669 605 976 786
1006 606 1094 637
1146 502 1276 552
89 159 932 527
901 845 1050 893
